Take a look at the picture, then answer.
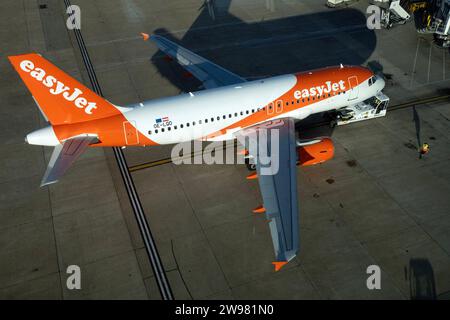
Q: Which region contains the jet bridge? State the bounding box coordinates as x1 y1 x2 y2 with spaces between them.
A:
369 0 412 28
416 0 450 47
370 0 450 47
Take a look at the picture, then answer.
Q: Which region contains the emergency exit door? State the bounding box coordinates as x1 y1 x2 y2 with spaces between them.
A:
348 76 359 101
123 121 139 145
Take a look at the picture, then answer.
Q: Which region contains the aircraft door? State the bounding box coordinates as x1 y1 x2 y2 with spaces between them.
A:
123 121 139 145
266 100 283 116
275 100 283 113
348 76 359 101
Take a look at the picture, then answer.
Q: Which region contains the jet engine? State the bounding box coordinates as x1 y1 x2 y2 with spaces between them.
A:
296 137 334 166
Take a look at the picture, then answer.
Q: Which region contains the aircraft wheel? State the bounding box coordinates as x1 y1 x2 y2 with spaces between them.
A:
245 158 256 171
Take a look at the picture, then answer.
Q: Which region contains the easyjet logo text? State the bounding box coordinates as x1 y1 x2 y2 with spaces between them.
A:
19 60 97 115
293 80 346 99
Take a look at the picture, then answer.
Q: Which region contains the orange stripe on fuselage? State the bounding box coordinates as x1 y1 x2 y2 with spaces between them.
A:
53 111 158 147
205 66 372 139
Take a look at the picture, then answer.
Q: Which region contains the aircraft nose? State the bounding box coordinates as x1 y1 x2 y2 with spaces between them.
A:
376 75 386 90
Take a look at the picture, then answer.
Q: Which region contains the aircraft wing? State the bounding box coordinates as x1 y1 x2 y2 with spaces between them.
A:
149 34 246 89
236 118 299 271
41 135 98 187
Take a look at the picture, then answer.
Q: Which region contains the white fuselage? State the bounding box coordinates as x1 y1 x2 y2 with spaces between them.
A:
120 70 385 146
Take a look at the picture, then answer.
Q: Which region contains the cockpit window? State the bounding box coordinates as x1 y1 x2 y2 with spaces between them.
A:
368 76 376 86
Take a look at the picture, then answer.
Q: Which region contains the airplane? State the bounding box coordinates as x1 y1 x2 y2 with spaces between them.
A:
8 34 386 271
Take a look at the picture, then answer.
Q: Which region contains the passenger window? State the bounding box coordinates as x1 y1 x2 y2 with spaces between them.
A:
234 113 238 117
148 130 152 135
155 129 158 134
229 114 232 118
251 109 255 113
186 123 190 127
246 110 249 114
199 120 202 124
174 126 177 129
205 119 208 123
240 111 243 115
211 118 214 122
223 115 226 119
192 121 195 126
161 128 165 132
180 124 184 128
217 116 220 120
168 127 171 131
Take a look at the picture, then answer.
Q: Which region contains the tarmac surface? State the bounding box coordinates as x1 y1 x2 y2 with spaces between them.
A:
1 0 450 299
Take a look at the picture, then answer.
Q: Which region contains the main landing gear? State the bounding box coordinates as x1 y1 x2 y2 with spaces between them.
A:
245 158 256 171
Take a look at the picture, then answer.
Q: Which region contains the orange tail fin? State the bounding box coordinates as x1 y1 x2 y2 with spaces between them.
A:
8 53 120 125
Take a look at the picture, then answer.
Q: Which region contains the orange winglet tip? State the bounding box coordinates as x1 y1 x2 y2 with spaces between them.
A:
246 172 257 180
238 149 249 156
253 205 265 214
140 32 150 41
272 261 288 272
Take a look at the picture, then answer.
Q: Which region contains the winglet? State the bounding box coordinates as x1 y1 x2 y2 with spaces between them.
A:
272 261 288 272
140 32 149 41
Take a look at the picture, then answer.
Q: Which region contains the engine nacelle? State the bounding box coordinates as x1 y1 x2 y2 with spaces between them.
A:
296 138 334 166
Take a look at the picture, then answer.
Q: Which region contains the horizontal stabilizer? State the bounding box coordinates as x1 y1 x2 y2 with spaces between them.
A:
41 135 97 187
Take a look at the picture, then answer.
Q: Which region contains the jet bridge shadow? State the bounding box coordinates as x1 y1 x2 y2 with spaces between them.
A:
408 258 437 300
150 0 377 138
